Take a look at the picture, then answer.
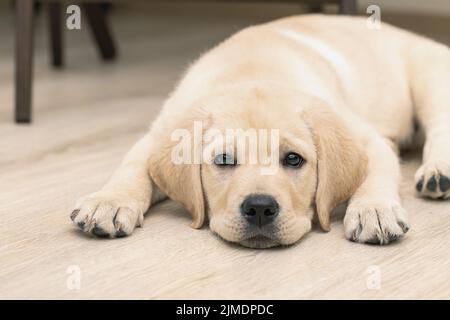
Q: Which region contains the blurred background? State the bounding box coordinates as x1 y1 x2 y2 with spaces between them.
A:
1 0 450 125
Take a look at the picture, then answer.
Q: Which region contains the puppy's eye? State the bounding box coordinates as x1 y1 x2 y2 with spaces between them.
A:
283 152 305 168
214 154 236 166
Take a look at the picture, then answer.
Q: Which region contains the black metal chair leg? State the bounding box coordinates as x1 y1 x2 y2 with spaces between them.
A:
15 0 34 123
47 2 64 67
83 3 117 61
340 0 357 15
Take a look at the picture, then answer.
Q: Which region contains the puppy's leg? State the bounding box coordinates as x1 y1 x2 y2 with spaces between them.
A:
70 133 167 237
410 41 450 199
344 134 409 244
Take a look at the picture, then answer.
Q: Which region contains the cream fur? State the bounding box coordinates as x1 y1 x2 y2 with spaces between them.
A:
70 15 450 247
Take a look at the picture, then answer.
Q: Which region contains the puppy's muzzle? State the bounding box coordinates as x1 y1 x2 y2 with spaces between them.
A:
240 194 279 227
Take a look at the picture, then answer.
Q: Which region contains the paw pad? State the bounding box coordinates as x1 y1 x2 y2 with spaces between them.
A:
426 176 437 192
439 176 450 192
415 171 450 199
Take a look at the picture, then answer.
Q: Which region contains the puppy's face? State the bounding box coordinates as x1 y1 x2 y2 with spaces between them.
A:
204 151 317 248
150 85 367 249
202 104 318 248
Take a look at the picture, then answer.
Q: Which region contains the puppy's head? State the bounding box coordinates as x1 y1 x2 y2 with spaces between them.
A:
150 86 367 248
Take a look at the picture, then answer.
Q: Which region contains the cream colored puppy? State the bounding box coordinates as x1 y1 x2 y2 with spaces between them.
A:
70 15 450 248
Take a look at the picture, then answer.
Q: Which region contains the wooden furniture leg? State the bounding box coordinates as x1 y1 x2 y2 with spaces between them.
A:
83 3 117 61
47 2 63 67
340 0 357 15
15 0 34 123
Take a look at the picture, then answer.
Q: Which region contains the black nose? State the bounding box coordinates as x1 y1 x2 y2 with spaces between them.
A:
241 194 279 227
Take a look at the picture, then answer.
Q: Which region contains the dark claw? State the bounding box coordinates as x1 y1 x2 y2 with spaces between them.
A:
77 221 85 229
416 177 424 192
439 175 450 192
387 233 399 242
70 209 80 221
398 221 410 233
116 229 127 238
351 223 362 241
92 225 109 237
426 176 437 192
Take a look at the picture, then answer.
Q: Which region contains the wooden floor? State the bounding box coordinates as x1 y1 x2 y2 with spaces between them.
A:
1 3 449 299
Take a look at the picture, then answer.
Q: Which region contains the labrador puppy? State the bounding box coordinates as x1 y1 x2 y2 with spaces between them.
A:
70 15 450 248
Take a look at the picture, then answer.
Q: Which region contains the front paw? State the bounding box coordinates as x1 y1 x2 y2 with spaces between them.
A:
344 200 409 245
70 191 144 238
415 161 450 199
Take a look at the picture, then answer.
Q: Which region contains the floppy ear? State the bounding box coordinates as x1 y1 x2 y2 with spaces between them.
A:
303 102 368 231
148 115 206 229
